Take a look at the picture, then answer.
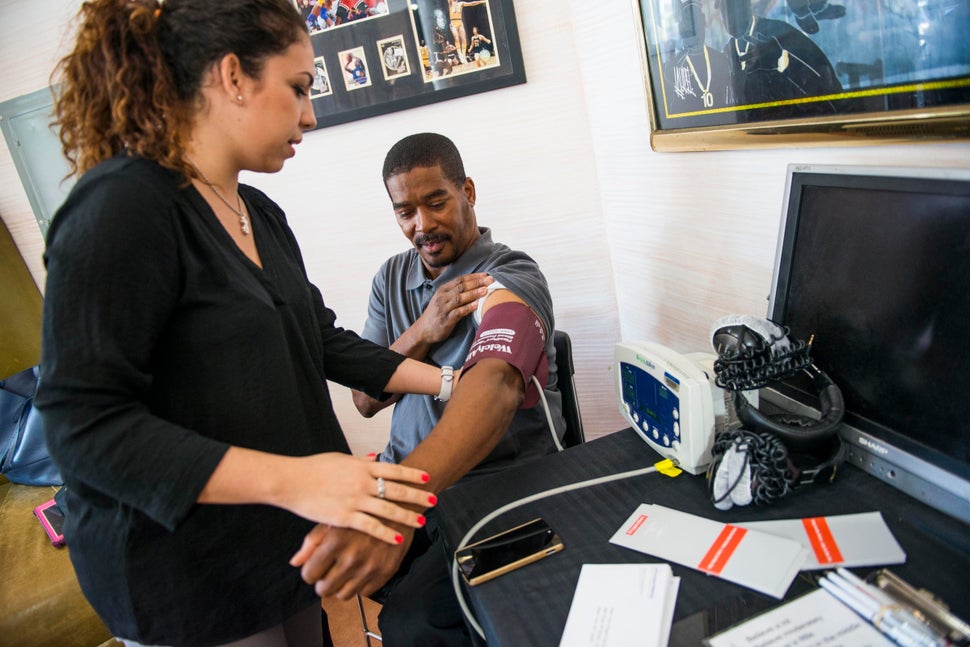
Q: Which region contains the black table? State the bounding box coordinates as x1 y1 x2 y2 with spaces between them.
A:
436 429 970 646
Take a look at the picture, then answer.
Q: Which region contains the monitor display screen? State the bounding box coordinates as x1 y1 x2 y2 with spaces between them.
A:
767 165 970 523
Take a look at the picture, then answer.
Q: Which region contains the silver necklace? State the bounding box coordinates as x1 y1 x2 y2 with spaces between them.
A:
735 16 757 71
187 158 251 235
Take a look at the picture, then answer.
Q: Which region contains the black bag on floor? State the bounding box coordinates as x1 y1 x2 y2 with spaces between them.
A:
1 365 63 486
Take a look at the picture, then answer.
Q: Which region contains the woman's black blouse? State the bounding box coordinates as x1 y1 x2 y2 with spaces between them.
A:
35 155 405 646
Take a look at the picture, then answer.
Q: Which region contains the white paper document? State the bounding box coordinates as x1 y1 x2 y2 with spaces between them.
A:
559 563 680 647
737 512 906 570
609 504 807 599
704 588 895 647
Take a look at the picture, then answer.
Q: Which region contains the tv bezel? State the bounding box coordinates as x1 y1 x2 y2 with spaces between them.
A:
764 163 970 526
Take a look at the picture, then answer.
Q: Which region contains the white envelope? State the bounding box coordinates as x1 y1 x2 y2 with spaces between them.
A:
738 511 906 570
559 563 680 647
609 504 807 599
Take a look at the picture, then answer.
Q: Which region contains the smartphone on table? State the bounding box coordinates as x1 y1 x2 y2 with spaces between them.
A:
455 518 564 586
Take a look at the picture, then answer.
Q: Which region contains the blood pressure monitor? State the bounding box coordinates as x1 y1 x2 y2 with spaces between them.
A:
614 341 754 475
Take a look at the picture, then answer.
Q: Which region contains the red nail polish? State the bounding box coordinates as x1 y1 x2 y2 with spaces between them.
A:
421 473 431 483
394 534 404 544
366 452 377 459
417 515 426 526
427 495 438 506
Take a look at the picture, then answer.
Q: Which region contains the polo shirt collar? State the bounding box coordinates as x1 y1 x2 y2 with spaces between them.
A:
405 227 493 291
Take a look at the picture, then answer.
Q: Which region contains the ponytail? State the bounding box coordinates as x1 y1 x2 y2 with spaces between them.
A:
53 0 187 177
53 0 306 178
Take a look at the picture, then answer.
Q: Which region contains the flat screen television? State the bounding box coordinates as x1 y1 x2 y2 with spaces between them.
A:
764 164 970 525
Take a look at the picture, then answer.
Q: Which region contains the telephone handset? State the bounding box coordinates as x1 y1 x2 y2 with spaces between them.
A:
614 341 755 475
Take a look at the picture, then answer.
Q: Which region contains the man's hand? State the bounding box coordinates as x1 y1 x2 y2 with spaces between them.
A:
290 524 415 599
352 272 491 417
413 272 492 346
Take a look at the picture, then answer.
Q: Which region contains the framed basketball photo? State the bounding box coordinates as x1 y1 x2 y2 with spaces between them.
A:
292 0 526 128
632 0 970 151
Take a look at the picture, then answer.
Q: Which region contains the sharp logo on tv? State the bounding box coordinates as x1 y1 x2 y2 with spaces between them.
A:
858 436 889 456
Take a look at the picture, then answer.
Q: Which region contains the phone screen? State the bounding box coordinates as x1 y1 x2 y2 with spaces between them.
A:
456 518 563 585
33 499 66 547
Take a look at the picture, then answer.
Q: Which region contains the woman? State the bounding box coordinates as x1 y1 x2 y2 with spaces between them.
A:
36 1 449 645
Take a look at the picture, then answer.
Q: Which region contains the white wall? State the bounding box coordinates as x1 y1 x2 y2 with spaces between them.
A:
2 0 969 456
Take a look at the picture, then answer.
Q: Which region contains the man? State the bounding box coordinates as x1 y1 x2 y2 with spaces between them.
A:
662 0 735 113
291 132 565 645
718 0 841 107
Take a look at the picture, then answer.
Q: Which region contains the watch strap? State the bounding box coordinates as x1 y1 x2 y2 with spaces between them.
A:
435 365 454 402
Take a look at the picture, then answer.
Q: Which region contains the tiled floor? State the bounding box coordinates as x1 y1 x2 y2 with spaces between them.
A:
323 595 382 647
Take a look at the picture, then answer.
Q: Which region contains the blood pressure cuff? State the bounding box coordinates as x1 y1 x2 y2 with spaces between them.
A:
461 301 548 409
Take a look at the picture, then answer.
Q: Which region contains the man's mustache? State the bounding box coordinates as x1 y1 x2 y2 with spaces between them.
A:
415 233 451 247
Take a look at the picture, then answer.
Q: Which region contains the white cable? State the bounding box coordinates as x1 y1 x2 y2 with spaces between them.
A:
532 374 564 452
450 464 661 640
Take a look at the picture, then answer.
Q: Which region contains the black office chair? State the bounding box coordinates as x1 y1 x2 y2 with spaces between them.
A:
553 330 586 448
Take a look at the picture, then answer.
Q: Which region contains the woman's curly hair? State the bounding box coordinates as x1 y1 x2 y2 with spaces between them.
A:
52 0 307 179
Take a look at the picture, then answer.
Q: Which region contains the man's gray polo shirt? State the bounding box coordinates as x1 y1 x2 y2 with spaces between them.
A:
361 227 565 476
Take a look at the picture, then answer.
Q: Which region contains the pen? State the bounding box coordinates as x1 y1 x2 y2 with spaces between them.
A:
836 568 901 610
879 609 944 647
833 570 944 647
837 568 891 602
818 577 920 647
820 575 879 618
820 572 946 647
819 576 875 617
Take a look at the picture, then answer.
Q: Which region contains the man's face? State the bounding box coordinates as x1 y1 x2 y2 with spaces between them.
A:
386 165 480 278
719 0 752 37
678 2 707 49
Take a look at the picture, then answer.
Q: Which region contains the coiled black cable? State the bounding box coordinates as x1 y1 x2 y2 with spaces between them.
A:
713 330 812 392
707 428 794 506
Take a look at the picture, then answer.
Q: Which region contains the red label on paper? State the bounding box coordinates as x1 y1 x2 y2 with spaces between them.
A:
698 525 747 574
626 514 648 535
802 516 844 564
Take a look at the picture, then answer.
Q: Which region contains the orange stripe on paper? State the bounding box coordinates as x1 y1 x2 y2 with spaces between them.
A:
698 525 747 574
626 514 648 535
802 517 844 565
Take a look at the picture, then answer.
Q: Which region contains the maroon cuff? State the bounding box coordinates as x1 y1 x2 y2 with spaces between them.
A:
461 302 548 408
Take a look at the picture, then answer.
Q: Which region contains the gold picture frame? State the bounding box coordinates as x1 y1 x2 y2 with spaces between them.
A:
632 0 970 152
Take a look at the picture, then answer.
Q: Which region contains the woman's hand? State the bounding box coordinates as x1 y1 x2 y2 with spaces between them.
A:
199 448 436 546
278 453 437 545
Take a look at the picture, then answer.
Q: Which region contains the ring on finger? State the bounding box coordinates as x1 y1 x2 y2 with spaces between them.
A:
376 477 386 500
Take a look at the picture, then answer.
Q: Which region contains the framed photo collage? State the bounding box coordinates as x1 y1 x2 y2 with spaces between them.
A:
295 0 526 129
